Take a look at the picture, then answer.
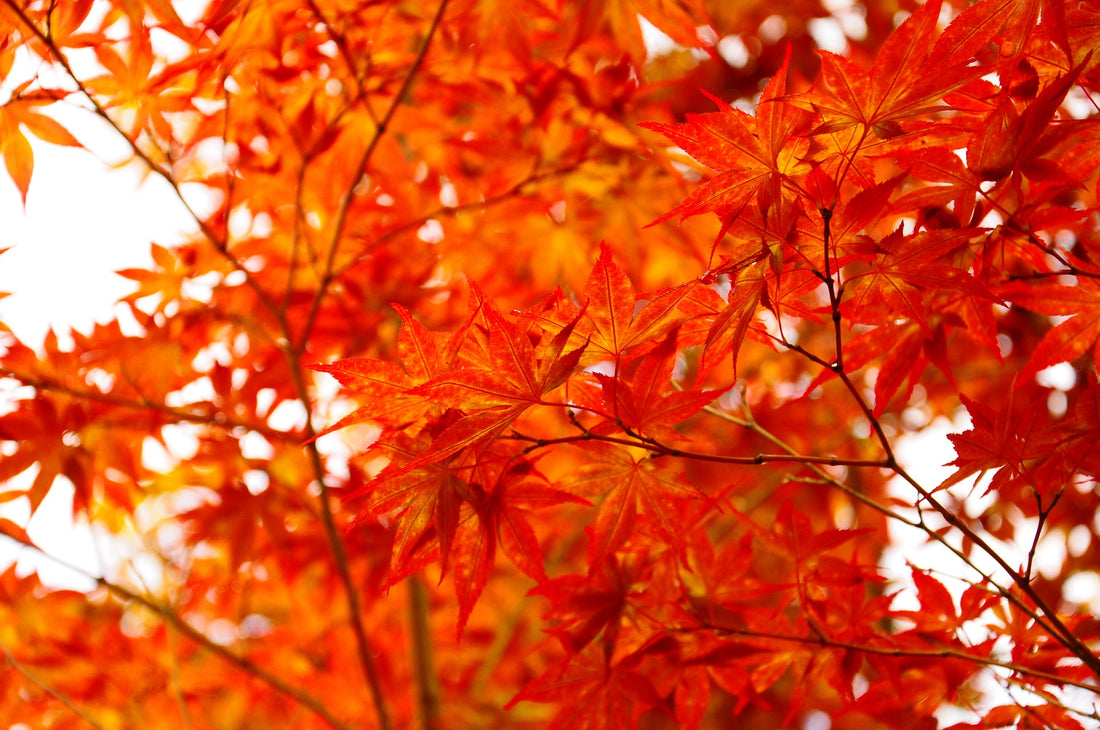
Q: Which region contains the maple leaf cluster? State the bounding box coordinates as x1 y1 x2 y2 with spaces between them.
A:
1 0 1099 728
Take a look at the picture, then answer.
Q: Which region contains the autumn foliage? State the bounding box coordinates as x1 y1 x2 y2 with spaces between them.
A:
2 0 1100 727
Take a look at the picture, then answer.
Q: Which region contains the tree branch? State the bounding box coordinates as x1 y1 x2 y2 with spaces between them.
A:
0 367 297 443
685 622 1100 695
295 0 452 354
409 576 441 730
0 526 353 730
0 640 108 730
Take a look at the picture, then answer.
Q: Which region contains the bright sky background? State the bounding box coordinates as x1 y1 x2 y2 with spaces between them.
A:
0 113 196 346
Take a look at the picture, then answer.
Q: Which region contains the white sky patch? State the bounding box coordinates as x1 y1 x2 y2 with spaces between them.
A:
1064 571 1100 614
268 399 309 432
717 35 751 68
808 17 850 54
0 476 101 592
639 16 679 58
758 15 788 44
822 0 869 40
0 123 196 349
417 219 444 243
1035 362 1077 391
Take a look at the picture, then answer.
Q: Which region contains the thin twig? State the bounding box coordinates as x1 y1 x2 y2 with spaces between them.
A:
684 622 1100 694
331 163 581 279
295 0 452 355
695 392 918 527
507 425 892 468
769 330 1093 669
0 368 297 443
800 195 1100 678
0 527 353 730
0 640 108 730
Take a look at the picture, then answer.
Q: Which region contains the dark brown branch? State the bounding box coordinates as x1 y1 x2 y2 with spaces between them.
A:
274 5 457 727
508 422 893 469
286 358 392 730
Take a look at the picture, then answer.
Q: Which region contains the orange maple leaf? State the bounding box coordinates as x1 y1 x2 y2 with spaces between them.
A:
640 51 810 231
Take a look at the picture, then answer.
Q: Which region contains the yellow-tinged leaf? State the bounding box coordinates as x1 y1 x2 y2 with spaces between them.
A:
0 115 34 204
19 110 82 148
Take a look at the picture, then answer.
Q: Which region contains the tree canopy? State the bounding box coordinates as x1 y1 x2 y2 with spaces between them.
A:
1 0 1099 728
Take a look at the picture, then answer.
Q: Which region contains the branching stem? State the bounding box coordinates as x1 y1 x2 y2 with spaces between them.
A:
685 622 1100 695
803 196 1100 679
